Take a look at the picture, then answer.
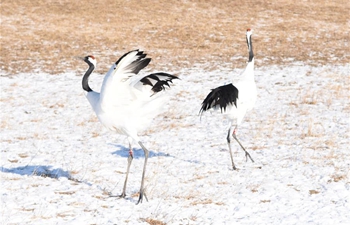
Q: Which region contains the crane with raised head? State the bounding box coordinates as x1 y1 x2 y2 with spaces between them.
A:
200 29 257 170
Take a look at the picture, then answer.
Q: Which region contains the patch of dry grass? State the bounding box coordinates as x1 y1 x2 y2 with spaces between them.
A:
140 218 166 225
300 118 325 138
1 0 349 74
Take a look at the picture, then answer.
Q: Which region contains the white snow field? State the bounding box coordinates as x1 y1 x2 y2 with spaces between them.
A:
1 63 349 224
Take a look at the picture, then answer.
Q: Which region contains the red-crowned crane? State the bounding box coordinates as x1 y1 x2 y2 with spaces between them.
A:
200 29 256 170
80 50 178 204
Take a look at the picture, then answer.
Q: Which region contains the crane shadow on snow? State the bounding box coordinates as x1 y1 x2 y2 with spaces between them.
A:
110 144 173 159
1 165 71 179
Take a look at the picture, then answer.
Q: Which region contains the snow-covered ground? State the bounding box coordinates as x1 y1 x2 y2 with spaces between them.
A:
1 63 349 224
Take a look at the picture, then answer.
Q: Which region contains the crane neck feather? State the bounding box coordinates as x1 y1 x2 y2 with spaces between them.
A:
247 34 254 62
82 62 94 92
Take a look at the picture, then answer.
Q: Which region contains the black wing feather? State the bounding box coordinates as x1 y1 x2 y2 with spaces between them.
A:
140 72 179 95
126 58 151 74
200 84 239 115
115 49 151 74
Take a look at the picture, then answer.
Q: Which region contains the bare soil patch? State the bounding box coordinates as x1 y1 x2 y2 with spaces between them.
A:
1 0 349 74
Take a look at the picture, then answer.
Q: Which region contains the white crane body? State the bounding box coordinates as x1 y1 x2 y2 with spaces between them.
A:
200 29 256 170
81 50 178 203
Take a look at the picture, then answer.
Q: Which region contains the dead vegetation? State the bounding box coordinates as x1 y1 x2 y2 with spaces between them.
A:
140 218 166 225
1 0 349 75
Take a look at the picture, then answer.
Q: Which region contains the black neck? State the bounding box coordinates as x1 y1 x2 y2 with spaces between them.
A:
82 62 94 92
247 35 254 62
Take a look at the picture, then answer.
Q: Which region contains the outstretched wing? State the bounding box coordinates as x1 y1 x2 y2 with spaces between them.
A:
199 83 239 115
99 50 151 108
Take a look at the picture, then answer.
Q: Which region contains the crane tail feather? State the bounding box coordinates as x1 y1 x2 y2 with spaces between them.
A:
200 84 239 115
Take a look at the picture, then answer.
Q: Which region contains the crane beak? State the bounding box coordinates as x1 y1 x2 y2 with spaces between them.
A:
75 56 85 61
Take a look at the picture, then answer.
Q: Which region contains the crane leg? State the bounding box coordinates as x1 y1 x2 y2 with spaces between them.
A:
119 143 133 198
227 128 237 170
232 129 254 163
136 141 149 204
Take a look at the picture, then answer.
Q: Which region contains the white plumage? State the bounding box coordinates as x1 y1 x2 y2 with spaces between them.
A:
200 29 257 170
80 50 178 204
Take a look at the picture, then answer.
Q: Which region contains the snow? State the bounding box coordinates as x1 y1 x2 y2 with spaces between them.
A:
1 63 349 224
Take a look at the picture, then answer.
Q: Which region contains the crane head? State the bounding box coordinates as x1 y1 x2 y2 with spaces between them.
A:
246 28 253 38
78 55 96 68
85 55 96 67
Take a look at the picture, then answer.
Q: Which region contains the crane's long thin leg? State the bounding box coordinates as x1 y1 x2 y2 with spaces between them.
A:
232 129 254 163
119 143 133 198
227 128 237 170
136 141 149 204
